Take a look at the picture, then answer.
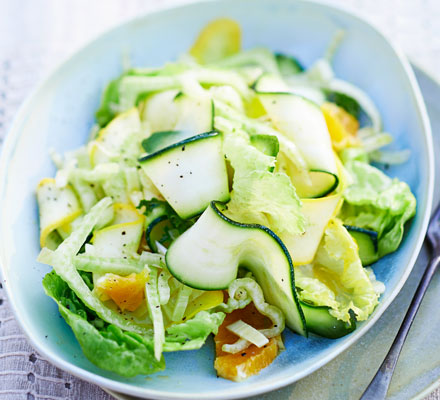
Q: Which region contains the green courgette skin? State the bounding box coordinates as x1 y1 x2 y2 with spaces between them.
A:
212 201 308 337
141 130 188 154
139 130 219 163
145 215 172 252
300 301 356 339
307 170 340 198
213 202 358 339
275 53 304 75
166 200 308 336
254 88 321 108
345 225 379 266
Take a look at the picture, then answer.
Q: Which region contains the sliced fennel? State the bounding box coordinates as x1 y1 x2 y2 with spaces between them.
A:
220 278 285 353
38 198 153 336
226 320 269 349
74 254 145 275
145 267 165 360
158 269 172 305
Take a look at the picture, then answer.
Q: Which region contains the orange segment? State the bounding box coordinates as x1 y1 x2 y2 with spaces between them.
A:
214 303 280 381
321 102 360 151
96 270 149 312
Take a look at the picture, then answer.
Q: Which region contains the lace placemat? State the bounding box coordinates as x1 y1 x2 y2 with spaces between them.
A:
1 0 439 398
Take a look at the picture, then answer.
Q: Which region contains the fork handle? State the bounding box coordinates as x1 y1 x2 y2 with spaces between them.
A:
360 255 440 400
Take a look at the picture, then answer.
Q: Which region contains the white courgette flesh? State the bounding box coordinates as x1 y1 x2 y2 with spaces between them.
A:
166 201 307 336
254 74 338 197
174 95 214 133
139 131 230 219
289 168 339 198
257 92 336 174
90 108 141 166
280 195 341 266
92 203 145 258
37 179 82 248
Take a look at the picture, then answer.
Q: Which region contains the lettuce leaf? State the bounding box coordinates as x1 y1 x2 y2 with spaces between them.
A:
340 160 416 257
296 219 381 322
223 133 305 235
95 76 125 127
295 265 339 311
43 270 165 377
43 269 225 375
163 311 225 352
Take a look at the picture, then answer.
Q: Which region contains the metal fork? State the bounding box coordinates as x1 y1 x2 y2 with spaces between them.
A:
360 202 440 400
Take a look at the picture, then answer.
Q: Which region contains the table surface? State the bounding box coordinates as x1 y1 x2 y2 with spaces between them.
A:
0 0 439 399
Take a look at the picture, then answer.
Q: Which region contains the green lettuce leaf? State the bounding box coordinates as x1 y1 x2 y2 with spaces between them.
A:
163 311 225 352
95 76 126 127
295 265 339 311
43 270 165 377
296 219 381 322
43 270 225 375
223 133 305 235
340 160 416 257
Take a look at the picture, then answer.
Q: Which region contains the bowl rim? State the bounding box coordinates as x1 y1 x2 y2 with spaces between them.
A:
0 0 434 399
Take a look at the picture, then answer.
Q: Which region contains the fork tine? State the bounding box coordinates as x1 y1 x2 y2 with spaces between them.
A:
427 202 440 250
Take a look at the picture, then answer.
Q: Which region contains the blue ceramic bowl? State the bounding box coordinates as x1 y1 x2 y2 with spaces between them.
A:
0 0 434 399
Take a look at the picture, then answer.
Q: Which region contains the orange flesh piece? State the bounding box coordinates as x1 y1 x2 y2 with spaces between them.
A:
97 272 148 312
214 303 279 382
322 102 360 150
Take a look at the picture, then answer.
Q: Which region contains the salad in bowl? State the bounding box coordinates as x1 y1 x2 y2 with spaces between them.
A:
36 19 416 382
